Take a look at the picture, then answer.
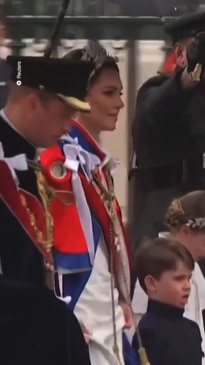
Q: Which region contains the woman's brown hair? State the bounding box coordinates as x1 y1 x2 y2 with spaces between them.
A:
166 190 205 232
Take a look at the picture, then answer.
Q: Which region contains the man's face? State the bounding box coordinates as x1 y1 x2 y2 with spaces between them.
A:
25 92 75 147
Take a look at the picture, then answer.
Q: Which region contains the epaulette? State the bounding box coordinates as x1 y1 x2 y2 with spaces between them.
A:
136 72 173 104
139 72 171 91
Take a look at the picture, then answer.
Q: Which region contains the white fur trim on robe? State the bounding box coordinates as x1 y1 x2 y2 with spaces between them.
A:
0 142 28 185
74 235 125 365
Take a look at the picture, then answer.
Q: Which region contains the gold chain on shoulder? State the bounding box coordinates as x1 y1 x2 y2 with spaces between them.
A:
28 159 74 206
91 167 150 365
91 167 121 364
23 159 74 289
19 159 66 272
26 160 74 257
34 169 54 253
19 192 54 272
26 160 55 260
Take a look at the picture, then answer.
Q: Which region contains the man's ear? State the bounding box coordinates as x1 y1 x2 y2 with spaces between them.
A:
174 42 187 67
25 92 40 113
144 275 158 293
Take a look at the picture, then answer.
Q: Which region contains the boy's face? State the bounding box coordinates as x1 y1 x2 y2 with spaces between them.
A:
145 261 192 308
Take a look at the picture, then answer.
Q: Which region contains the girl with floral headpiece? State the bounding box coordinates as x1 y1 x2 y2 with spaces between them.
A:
40 41 138 365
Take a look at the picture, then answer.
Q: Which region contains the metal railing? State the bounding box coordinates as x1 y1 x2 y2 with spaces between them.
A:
3 15 172 55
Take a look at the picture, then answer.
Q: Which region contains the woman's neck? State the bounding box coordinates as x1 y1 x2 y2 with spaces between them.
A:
76 115 101 145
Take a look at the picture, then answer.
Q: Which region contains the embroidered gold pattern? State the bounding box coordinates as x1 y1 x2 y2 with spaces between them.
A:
34 169 54 253
92 167 121 362
19 193 54 272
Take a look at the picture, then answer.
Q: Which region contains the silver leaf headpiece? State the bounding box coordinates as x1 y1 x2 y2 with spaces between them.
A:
81 40 117 69
186 217 205 229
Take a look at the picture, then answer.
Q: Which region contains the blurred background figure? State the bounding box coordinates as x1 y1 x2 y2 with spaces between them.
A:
0 14 11 108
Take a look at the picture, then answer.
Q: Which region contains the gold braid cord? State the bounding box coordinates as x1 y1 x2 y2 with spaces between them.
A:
27 160 73 241
27 160 54 256
34 169 54 253
25 160 72 290
91 167 150 365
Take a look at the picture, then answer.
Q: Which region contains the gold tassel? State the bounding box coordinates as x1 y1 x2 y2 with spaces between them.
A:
138 347 151 365
191 63 202 82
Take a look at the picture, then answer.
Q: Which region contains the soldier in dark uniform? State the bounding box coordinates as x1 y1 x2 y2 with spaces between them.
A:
0 58 11 108
0 17 12 108
0 16 11 109
0 55 94 365
131 10 205 275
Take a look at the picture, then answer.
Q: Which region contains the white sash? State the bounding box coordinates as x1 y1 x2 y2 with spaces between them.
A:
0 142 28 185
62 136 101 266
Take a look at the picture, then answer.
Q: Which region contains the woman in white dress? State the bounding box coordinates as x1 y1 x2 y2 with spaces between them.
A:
40 41 138 365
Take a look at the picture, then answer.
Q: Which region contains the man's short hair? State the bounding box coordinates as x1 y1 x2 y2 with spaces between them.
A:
7 82 57 106
136 238 194 292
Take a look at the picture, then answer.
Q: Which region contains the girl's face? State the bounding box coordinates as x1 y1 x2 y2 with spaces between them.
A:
187 232 205 261
80 67 124 134
173 226 205 261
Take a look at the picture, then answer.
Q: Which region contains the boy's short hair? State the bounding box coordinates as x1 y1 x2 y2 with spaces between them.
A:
136 238 194 292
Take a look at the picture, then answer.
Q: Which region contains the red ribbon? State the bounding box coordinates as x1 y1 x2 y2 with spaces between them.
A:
164 50 176 72
40 144 133 269
40 145 88 254
0 160 52 263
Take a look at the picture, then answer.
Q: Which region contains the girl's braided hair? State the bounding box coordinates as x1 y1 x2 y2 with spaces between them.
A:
166 191 205 232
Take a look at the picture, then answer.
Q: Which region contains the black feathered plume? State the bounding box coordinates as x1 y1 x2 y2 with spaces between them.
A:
44 0 70 58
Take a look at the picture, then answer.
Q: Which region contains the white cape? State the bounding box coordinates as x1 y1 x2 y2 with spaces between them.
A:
74 236 125 365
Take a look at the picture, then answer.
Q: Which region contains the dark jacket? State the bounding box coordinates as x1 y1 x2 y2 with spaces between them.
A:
132 68 205 187
0 114 45 285
130 69 205 262
0 275 91 365
132 299 203 365
0 59 11 108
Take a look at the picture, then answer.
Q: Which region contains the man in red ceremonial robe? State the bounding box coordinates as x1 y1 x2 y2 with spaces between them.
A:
0 55 94 365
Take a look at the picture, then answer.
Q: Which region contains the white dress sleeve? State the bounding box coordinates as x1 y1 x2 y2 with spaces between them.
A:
132 279 148 324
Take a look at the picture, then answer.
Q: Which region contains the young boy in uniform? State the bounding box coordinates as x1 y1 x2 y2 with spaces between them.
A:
132 238 204 365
